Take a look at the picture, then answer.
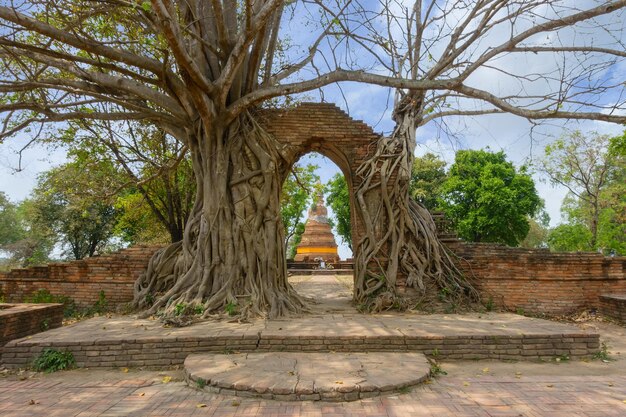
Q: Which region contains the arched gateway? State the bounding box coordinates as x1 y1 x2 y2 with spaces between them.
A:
258 102 400 289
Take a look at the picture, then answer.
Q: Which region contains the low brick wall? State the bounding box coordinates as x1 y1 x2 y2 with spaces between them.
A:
1 241 625 317
0 246 160 308
1 332 600 368
599 294 626 324
0 303 64 347
447 241 626 315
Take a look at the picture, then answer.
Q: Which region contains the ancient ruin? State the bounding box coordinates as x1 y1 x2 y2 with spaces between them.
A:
294 191 340 264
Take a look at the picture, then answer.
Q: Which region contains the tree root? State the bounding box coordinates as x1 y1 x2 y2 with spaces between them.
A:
353 100 479 312
131 113 307 323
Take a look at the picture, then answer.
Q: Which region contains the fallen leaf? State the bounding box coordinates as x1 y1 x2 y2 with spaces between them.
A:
196 404 207 408
463 382 470 386
162 376 172 383
335 381 344 384
482 367 489 373
121 368 129 373
139 392 145 397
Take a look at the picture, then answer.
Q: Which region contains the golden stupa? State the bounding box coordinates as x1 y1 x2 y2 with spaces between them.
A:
294 192 340 263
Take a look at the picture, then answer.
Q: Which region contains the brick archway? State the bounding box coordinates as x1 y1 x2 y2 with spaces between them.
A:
259 102 383 273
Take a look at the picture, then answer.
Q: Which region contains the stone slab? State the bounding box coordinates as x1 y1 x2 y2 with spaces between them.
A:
184 352 430 401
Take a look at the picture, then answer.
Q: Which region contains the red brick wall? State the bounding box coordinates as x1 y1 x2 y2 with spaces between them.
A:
259 102 384 255
0 246 160 308
447 241 626 314
0 303 64 347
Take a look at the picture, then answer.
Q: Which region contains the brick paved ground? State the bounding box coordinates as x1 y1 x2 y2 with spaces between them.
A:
1 368 625 416
2 275 624 416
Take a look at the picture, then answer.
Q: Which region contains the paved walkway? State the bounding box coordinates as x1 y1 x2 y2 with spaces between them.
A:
1 368 625 416
1 275 625 415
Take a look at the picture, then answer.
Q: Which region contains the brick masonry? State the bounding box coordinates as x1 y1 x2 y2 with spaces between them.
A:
0 314 600 369
0 303 63 348
0 246 160 308
599 294 626 324
0 104 623 317
447 241 626 315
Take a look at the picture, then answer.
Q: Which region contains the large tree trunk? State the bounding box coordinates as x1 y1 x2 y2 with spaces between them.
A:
353 96 478 311
133 113 306 321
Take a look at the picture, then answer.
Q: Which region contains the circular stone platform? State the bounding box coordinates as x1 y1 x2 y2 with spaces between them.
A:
184 352 431 401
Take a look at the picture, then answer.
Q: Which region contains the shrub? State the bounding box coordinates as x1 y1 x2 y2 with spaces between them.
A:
32 348 76 372
25 289 77 318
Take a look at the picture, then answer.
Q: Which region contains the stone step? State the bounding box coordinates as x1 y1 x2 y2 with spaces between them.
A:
184 352 430 401
599 294 626 324
1 313 601 369
287 269 354 275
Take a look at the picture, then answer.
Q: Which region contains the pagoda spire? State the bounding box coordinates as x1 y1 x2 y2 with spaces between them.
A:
294 190 340 263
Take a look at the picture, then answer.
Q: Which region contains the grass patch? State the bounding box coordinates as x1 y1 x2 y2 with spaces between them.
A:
592 342 613 362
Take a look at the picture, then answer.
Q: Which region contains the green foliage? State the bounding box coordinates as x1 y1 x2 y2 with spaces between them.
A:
26 289 77 318
484 296 495 312
171 302 204 317
325 173 352 250
547 223 593 252
429 362 447 376
439 150 541 246
543 131 625 254
91 291 108 315
0 194 53 267
281 163 320 257
519 213 550 249
52 122 195 245
0 192 23 246
225 301 238 316
592 342 613 361
32 348 76 373
410 153 447 210
29 159 120 260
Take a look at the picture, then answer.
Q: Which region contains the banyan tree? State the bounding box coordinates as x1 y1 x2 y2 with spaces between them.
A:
1 0 625 319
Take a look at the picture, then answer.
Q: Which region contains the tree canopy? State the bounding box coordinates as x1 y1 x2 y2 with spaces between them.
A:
325 173 352 251
439 149 541 246
545 132 626 254
281 163 319 259
1 0 625 318
410 153 447 211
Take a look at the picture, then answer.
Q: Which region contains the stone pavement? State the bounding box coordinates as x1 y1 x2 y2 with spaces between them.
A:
1 275 624 415
184 352 431 401
1 368 625 416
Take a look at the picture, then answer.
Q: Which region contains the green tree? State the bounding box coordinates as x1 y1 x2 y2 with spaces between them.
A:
325 174 352 250
439 150 541 246
543 132 625 254
0 193 53 267
410 153 447 210
30 160 120 260
0 192 23 248
547 223 593 252
281 164 319 259
542 131 620 248
1 1 624 318
56 121 195 244
519 208 550 249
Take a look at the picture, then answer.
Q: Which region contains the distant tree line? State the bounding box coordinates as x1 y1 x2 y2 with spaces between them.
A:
2 130 623 270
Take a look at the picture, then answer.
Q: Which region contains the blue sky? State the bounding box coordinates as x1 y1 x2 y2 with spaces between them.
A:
1 1 625 260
